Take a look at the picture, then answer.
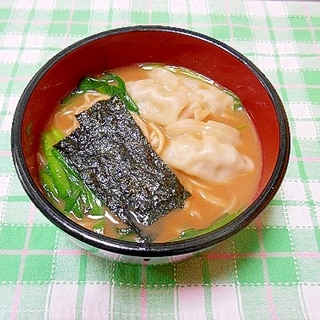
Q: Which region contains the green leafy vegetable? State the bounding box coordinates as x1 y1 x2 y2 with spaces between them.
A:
46 154 71 199
41 128 64 157
93 218 105 234
40 128 104 219
117 227 136 241
177 209 242 241
63 73 139 113
223 88 243 111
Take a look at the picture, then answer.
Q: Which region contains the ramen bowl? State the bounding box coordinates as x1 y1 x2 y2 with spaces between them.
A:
11 26 290 264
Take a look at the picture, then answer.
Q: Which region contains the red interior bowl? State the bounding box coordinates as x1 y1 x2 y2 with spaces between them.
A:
11 26 290 263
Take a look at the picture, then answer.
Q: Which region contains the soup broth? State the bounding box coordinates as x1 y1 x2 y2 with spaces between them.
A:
38 64 262 243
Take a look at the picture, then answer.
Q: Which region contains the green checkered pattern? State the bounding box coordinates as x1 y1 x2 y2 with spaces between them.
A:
1 0 320 319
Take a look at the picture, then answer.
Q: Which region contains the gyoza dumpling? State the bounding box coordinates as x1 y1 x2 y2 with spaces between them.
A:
161 119 254 183
127 67 235 126
127 68 189 126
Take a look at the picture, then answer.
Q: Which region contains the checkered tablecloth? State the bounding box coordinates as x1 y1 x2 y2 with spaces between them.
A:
1 1 320 319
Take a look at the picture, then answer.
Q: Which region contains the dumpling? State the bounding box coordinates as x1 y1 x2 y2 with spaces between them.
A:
127 68 189 126
181 77 234 119
161 119 254 183
127 67 235 126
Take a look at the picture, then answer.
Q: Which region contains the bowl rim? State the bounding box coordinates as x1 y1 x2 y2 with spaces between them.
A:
11 25 290 258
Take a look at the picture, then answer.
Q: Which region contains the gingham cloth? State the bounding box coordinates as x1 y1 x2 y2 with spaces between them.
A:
1 1 320 319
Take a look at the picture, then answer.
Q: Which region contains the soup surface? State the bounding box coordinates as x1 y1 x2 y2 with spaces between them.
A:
38 64 262 243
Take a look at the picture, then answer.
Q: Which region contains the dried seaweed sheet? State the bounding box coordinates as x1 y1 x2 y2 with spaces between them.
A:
54 96 190 237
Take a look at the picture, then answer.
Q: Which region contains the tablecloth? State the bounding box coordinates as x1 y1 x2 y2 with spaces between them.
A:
1 0 320 319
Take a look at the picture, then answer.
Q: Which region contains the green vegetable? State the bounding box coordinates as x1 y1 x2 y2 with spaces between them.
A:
117 227 136 241
63 73 139 113
64 189 81 212
178 209 242 241
40 129 104 219
223 89 243 111
46 155 71 199
41 128 64 157
39 169 58 200
166 65 215 85
69 195 83 219
93 219 105 234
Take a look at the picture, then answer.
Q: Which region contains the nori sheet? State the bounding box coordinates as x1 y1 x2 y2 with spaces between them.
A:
54 96 190 238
